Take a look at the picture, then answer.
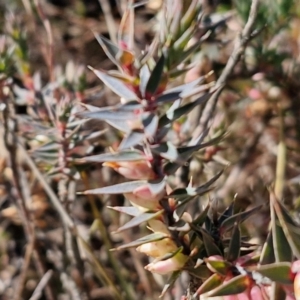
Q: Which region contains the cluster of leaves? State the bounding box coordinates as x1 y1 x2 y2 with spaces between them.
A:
72 1 300 299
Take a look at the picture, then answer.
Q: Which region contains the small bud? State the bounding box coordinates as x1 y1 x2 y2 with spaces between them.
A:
124 184 165 211
136 238 177 258
145 253 188 275
103 160 155 180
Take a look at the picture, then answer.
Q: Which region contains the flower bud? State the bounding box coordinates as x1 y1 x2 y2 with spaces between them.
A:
124 184 165 211
103 160 155 180
145 253 188 275
137 238 177 258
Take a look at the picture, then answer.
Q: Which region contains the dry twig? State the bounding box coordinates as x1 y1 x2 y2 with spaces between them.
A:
192 0 261 141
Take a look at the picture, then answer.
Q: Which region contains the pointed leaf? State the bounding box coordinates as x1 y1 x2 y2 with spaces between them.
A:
272 194 300 259
151 142 178 161
194 273 223 297
119 130 145 150
33 142 60 152
107 206 142 217
176 132 225 157
205 258 232 276
227 222 240 262
220 205 263 232
271 203 292 262
76 150 147 164
142 113 159 137
147 178 166 196
78 107 137 121
256 262 292 284
79 180 146 195
112 233 167 250
115 210 164 233
179 83 213 99
218 201 235 225
95 34 120 66
89 66 138 100
193 204 210 226
106 119 131 133
155 91 181 104
185 265 211 280
139 64 151 97
201 229 222 256
259 230 275 265
159 92 212 127
145 54 165 95
159 271 181 298
207 274 250 297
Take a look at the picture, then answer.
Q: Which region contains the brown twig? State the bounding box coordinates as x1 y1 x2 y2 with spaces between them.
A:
192 0 261 141
1 83 55 300
14 237 35 300
29 270 53 300
17 142 123 299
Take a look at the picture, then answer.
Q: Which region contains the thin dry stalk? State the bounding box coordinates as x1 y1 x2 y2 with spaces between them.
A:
17 142 123 299
98 0 118 44
33 0 55 82
14 238 35 300
29 270 53 300
192 0 261 141
274 105 286 200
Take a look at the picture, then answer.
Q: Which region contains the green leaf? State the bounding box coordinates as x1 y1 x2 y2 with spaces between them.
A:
151 142 179 161
218 201 235 225
79 180 146 195
163 131 224 174
139 64 150 97
119 130 145 150
111 232 168 250
201 229 222 256
205 258 231 276
220 205 263 233
160 271 181 298
88 66 138 100
115 210 164 233
207 274 250 297
193 204 210 227
226 222 240 262
159 92 212 127
160 76 205 98
106 119 131 133
154 246 184 262
179 83 213 99
145 54 165 95
33 142 60 152
75 150 147 164
259 230 275 265
193 273 223 297
272 195 300 259
107 206 142 217
94 33 120 66
78 109 135 121
142 113 159 138
155 91 181 104
170 171 222 200
271 201 292 262
256 262 292 284
181 0 201 31
185 265 211 280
